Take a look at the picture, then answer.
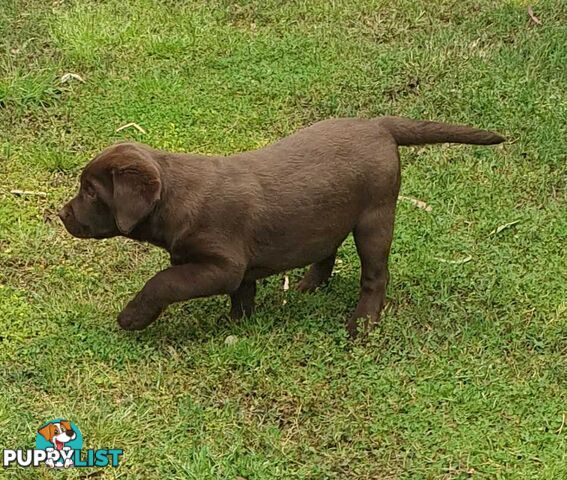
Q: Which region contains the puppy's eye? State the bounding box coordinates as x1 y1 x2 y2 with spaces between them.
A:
84 183 96 199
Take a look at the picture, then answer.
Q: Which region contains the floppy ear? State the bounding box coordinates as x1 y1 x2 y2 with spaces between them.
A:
112 162 161 234
60 420 72 431
38 423 57 441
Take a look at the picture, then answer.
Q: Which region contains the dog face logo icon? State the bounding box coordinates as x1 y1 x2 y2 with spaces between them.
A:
2 419 122 469
36 419 83 468
38 420 77 450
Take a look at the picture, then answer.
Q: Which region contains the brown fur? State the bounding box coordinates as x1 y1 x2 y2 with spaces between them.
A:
59 116 504 337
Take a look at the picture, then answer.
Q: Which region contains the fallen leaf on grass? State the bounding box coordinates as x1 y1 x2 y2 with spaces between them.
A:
60 72 85 83
527 6 542 25
10 189 47 197
434 255 472 264
398 195 432 212
116 122 147 134
489 220 520 236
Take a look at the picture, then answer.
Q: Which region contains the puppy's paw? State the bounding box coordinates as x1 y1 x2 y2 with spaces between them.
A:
117 307 139 330
296 278 319 293
228 305 254 321
117 300 161 331
346 315 370 340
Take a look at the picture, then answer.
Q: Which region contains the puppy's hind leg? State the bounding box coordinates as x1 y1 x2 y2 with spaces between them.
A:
347 205 395 338
297 252 336 292
229 279 257 320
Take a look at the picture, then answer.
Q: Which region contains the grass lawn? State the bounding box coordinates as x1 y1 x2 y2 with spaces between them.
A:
1 0 565 478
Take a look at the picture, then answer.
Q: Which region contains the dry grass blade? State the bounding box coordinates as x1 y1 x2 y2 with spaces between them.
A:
10 189 47 197
116 122 147 134
282 275 290 305
434 255 472 264
398 195 432 212
60 72 86 83
489 220 520 236
556 413 566 435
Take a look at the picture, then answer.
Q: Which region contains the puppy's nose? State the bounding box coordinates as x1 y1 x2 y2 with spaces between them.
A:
58 205 70 220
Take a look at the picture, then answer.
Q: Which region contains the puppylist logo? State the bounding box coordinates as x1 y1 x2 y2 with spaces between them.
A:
2 419 123 469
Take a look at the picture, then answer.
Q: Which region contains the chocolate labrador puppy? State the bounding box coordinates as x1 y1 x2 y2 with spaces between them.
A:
59 116 504 337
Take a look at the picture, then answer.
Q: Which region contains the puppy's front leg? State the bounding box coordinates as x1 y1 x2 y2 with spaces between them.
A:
229 279 256 320
118 261 243 330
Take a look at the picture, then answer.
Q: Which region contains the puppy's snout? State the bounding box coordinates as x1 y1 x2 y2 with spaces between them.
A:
58 204 71 221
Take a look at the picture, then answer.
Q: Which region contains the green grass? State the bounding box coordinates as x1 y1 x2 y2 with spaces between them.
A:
1 0 566 478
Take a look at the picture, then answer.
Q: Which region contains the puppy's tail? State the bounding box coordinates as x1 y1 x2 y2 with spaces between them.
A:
377 116 505 146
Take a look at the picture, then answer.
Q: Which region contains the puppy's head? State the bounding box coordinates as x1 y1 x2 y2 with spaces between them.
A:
38 420 76 446
59 143 162 239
